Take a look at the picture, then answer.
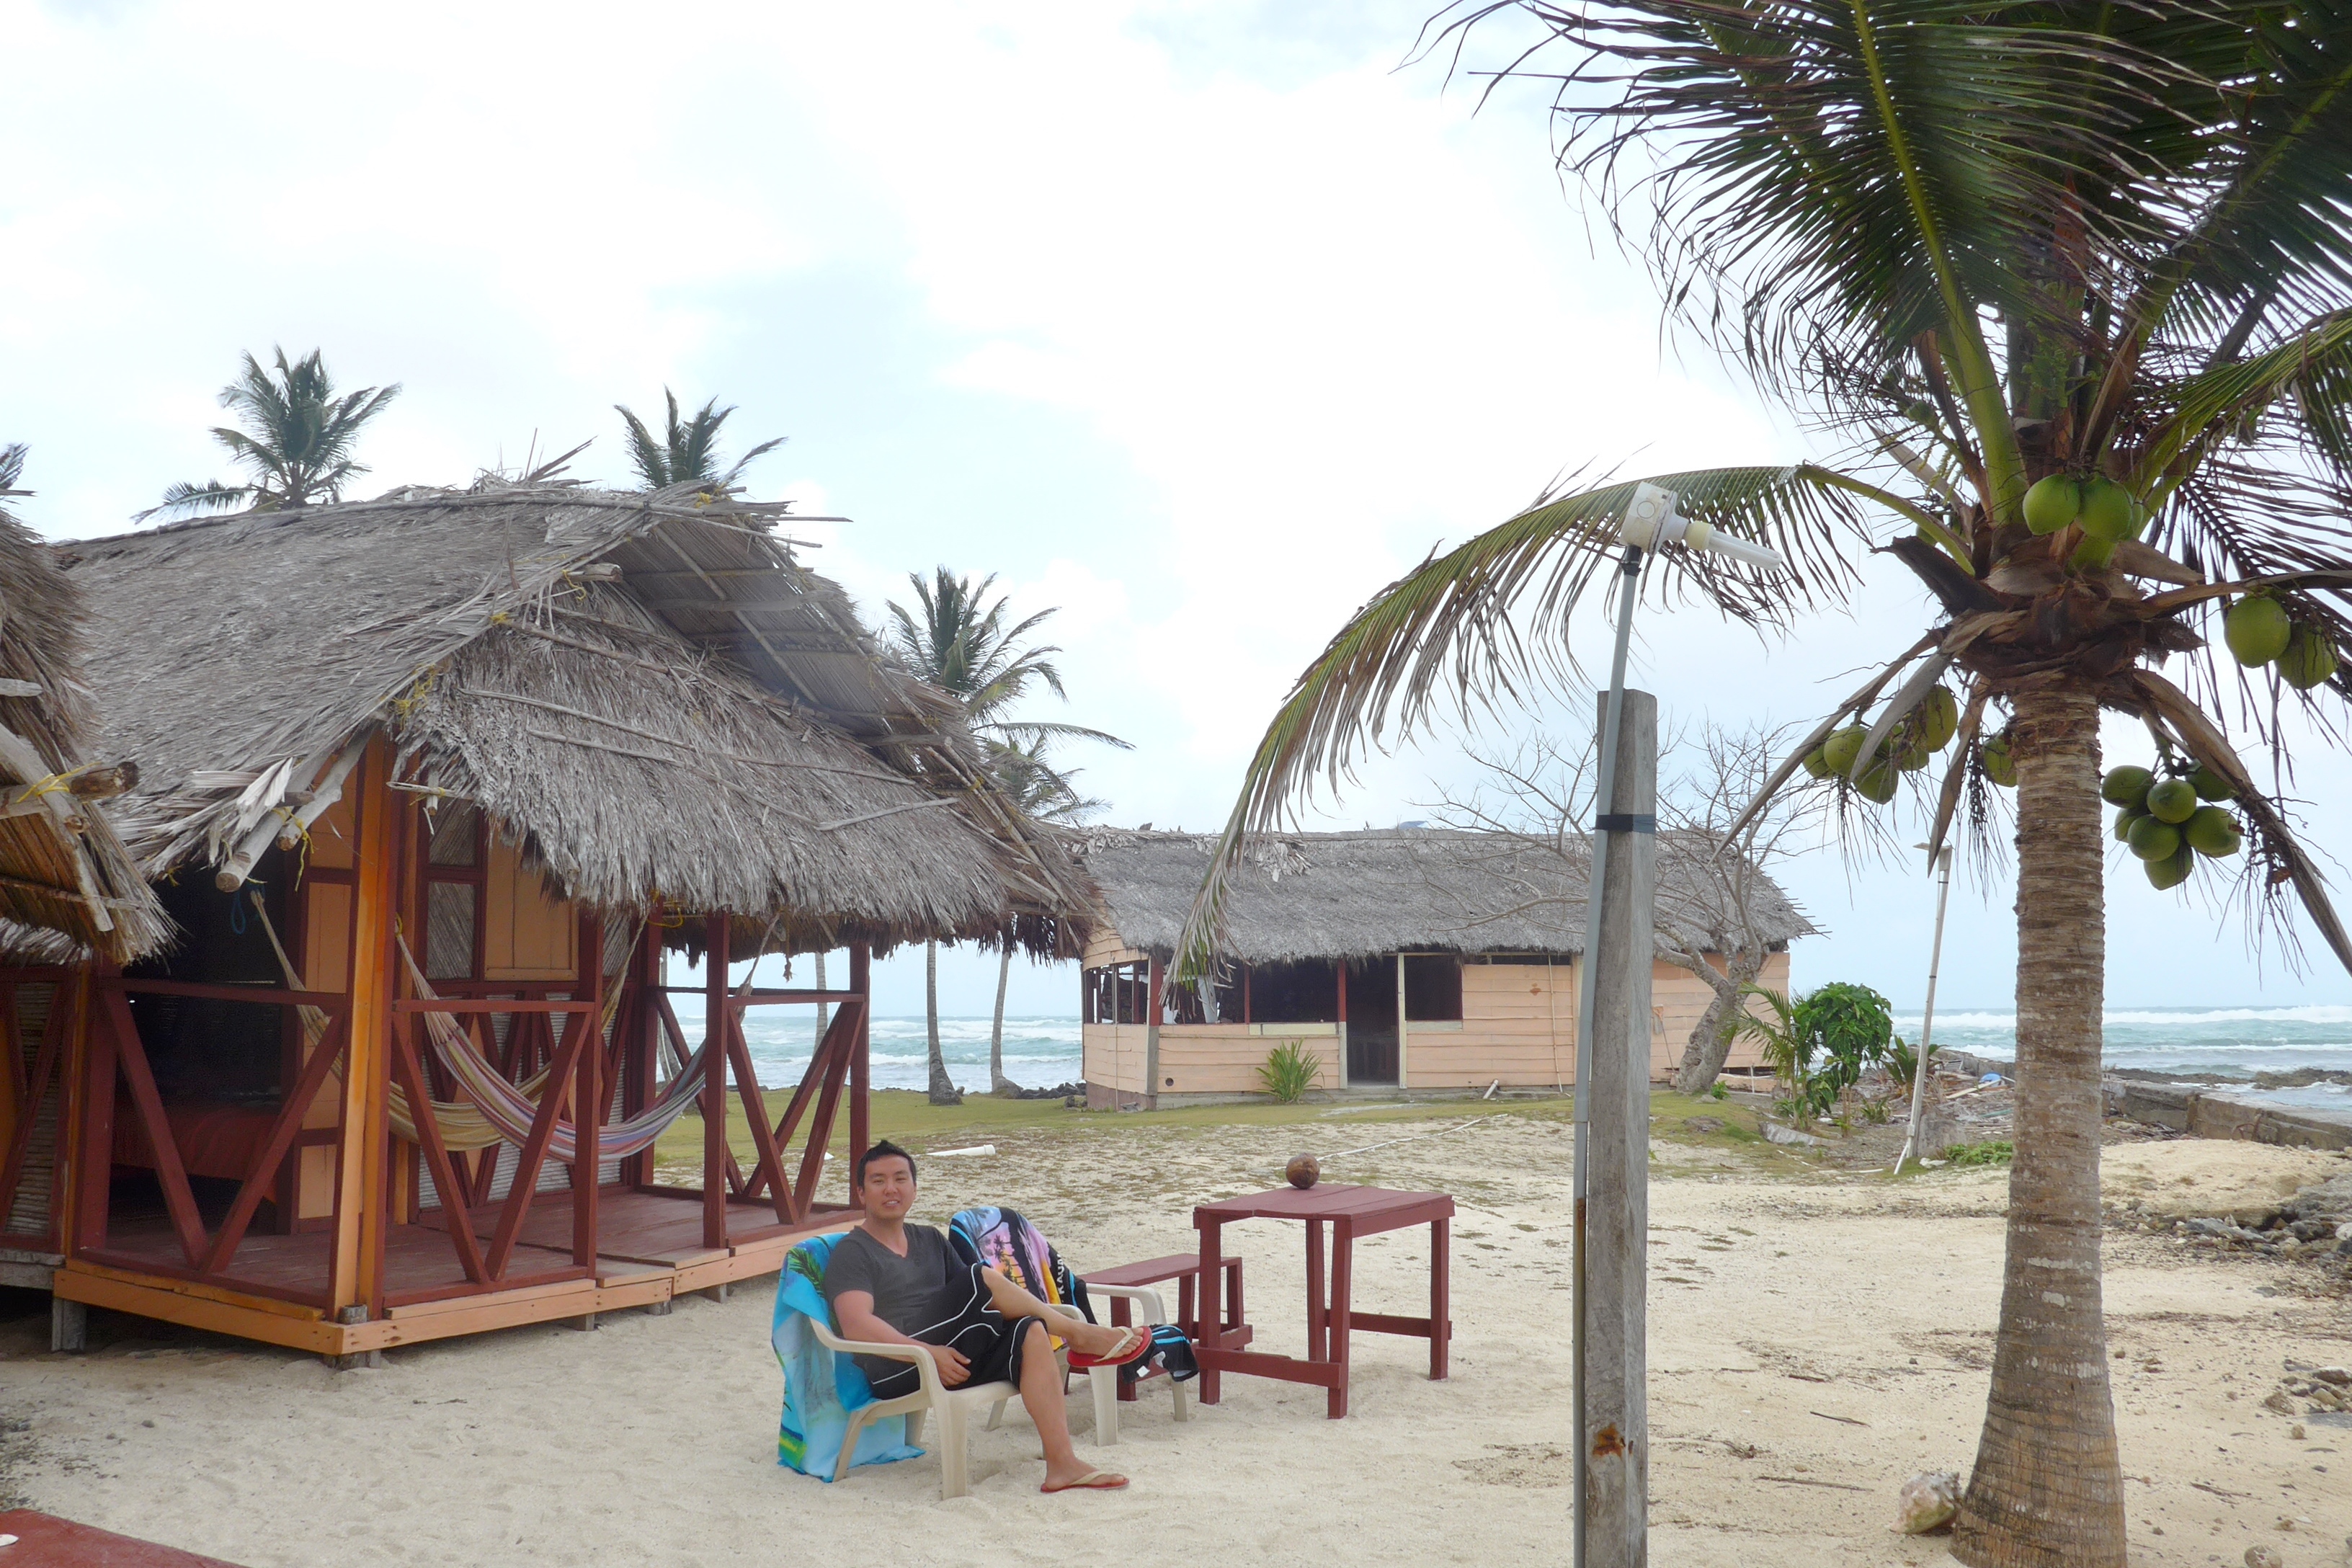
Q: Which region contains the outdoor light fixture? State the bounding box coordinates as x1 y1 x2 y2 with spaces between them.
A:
1569 481 1784 1568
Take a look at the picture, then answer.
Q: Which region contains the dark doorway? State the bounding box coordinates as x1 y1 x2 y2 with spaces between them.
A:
1344 958 1398 1085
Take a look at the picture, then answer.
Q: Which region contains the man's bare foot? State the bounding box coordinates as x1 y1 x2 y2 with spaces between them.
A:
1041 1461 1129 1492
1062 1319 1134 1359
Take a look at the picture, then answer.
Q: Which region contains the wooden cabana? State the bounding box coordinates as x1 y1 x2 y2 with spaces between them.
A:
4 478 1079 1360
0 473 171 1288
1070 827 1811 1107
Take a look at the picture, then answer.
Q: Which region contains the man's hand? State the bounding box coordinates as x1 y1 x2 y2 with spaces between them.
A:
927 1342 973 1387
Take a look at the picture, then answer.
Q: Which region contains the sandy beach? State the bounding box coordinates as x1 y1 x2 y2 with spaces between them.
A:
6 1101 2348 1567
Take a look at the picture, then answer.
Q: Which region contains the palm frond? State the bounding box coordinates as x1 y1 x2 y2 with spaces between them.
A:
134 480 257 523
0 443 27 499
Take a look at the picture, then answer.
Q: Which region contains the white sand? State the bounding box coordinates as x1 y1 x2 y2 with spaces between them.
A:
6 1115 2348 1566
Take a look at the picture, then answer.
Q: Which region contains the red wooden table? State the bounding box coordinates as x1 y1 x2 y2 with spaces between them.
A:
1193 1182 1453 1419
0 1510 246 1566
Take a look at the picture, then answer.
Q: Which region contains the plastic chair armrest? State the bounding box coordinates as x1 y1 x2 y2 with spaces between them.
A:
808 1319 948 1399
1084 1282 1170 1324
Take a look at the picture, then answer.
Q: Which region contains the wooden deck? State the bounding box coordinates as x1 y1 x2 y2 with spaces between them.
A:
55 1188 852 1357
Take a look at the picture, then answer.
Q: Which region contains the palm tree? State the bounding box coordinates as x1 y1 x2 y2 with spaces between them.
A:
613 389 783 489
888 569 1127 1103
1183 8 2352 1564
984 737 1107 1094
141 349 400 520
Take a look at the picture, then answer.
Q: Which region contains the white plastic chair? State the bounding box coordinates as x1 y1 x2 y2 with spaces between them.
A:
811 1286 1185 1500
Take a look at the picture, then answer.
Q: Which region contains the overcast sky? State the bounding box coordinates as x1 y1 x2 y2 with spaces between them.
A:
6 0 2347 1018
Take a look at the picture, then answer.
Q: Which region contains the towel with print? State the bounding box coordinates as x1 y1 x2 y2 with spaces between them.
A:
946 1206 1095 1327
772 1234 925 1480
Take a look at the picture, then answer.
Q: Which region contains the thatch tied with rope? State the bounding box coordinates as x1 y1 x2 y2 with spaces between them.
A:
1068 826 1813 966
57 477 1087 954
0 463 169 964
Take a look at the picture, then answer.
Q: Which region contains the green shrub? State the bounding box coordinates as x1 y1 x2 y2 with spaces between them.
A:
1943 1139 2015 1167
1737 980 1900 1123
1257 1041 1322 1103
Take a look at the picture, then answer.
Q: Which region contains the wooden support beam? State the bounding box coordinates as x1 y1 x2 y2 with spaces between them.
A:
727 1005 796 1224
700 915 729 1252
68 974 110 1255
572 910 604 1269
201 1011 352 1277
482 1019 590 1280
0 986 61 1244
329 740 399 1317
102 986 205 1268
848 944 870 1192
791 998 860 1216
388 1025 486 1284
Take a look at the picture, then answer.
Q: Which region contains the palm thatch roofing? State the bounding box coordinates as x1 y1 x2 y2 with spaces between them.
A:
55 478 1087 955
1068 827 1814 966
0 491 170 963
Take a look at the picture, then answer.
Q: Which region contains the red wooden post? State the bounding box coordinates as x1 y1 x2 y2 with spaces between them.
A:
1195 1211 1221 1405
68 975 110 1255
1304 1218 1326 1363
1146 958 1163 1026
1429 1216 1450 1381
1335 961 1347 1023
1328 1221 1354 1420
623 924 659 1190
700 914 731 1252
1241 966 1251 1026
847 944 870 1191
572 910 604 1269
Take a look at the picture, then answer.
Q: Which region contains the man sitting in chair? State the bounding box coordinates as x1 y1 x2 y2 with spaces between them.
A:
823 1140 1149 1493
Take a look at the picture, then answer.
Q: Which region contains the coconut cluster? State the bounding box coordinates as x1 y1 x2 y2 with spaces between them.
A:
2021 472 2147 571
1802 685 1960 802
2104 763 2242 891
2224 592 2340 691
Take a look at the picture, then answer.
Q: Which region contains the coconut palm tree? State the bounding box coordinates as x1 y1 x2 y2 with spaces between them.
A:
613 389 783 490
983 736 1107 1094
1184 7 2352 1564
141 349 401 520
888 569 1127 1103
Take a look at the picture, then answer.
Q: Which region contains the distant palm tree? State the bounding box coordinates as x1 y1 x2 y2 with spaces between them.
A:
983 737 1106 1095
613 389 783 489
887 569 1127 1103
141 349 400 520
0 444 27 509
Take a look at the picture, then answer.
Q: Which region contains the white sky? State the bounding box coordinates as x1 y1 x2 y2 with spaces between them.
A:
6 0 2347 1018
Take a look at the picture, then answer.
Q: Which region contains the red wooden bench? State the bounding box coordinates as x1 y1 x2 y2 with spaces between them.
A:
1084 1252 1250 1403
0 1510 247 1566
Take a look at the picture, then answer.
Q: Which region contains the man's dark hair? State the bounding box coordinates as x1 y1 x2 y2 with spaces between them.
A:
856 1140 917 1187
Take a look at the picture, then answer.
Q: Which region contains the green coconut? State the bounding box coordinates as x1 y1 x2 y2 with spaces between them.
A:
2183 806 2242 858
1981 731 2017 787
2113 806 2148 844
1915 685 1959 751
2145 843 2196 891
2070 534 2119 572
2077 478 2137 543
2023 474 2081 535
2279 623 2340 692
1854 757 1899 803
2101 765 2155 808
2145 778 2199 824
2189 765 2234 801
2225 595 2293 667
1822 726 1868 777
2126 814 2183 862
1801 747 1833 779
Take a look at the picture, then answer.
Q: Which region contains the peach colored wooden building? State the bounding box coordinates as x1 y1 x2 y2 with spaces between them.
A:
1069 829 1807 1107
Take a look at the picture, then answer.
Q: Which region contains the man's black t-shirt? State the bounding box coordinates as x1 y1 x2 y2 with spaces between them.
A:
821 1225 961 1376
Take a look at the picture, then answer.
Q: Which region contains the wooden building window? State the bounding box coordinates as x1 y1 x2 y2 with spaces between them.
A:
1402 954 1463 1022
1082 961 1150 1025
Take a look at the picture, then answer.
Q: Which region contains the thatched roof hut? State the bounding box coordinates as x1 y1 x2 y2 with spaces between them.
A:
55 478 1084 953
0 466 169 963
1068 826 1814 964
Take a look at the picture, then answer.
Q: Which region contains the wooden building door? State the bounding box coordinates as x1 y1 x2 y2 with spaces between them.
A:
1344 959 1398 1085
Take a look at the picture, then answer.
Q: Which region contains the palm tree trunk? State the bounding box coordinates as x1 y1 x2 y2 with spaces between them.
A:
989 947 1020 1095
1954 680 2124 1567
814 950 829 1049
925 940 960 1105
1670 956 1755 1096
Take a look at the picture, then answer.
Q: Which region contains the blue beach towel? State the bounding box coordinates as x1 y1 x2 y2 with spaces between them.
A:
772 1234 925 1479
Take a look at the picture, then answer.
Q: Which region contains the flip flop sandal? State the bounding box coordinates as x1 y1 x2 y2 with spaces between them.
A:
1041 1469 1130 1493
1066 1326 1152 1370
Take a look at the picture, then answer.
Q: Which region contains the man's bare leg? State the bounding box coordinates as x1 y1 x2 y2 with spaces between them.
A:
1018 1319 1126 1489
978 1267 1131 1358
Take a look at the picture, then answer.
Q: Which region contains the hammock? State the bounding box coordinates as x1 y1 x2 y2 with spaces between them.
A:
396 933 710 1164
249 892 528 1151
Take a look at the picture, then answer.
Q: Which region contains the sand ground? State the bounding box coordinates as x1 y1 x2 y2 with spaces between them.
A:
4 1104 2348 1567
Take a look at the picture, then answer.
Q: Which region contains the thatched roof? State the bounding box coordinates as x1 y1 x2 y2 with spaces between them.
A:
1069 827 1814 966
0 484 170 963
56 478 1086 954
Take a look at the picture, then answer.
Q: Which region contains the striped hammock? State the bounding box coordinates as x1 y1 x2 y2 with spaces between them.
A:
394 933 710 1164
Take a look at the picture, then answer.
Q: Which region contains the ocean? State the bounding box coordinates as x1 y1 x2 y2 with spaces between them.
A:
667 999 2350 1110
1901 1003 2352 1113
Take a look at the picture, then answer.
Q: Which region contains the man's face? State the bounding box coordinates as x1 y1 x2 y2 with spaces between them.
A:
860 1155 917 1219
